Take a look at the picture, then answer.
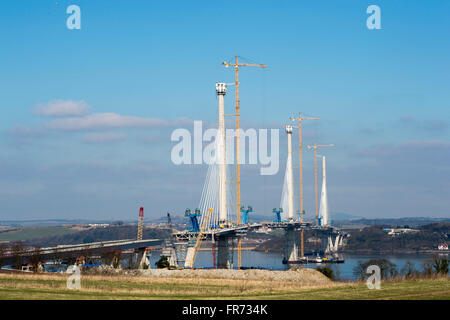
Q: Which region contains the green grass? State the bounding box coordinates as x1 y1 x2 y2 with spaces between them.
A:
0 273 448 300
262 279 450 300
0 226 78 242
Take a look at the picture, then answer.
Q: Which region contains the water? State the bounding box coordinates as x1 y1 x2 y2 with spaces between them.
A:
148 250 446 281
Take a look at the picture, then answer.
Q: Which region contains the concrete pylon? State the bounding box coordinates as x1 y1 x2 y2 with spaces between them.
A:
164 247 178 267
111 253 122 269
285 125 295 221
216 83 227 224
217 235 231 269
135 248 152 269
184 247 195 268
284 125 298 263
285 226 298 262
138 249 150 269
319 156 328 226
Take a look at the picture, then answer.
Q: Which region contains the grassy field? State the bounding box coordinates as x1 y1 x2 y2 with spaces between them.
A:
0 226 78 242
0 272 448 300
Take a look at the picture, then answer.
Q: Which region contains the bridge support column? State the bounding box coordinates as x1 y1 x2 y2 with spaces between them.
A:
285 227 298 262
184 246 195 268
135 248 150 269
217 236 231 269
111 252 122 269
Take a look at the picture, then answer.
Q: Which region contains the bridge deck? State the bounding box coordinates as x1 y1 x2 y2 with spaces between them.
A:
174 221 343 242
1 238 163 264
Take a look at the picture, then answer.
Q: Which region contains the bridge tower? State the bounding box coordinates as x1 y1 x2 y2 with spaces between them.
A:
284 125 298 262
216 82 227 225
216 82 233 269
137 207 144 241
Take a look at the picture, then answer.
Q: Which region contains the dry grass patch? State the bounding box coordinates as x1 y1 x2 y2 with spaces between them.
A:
2 271 446 300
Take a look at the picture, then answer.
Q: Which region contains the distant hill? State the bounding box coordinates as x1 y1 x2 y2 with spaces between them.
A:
342 223 450 253
330 212 364 220
22 225 169 248
255 222 450 254
0 219 131 227
332 217 450 229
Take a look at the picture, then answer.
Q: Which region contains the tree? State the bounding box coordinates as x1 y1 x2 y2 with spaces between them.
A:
353 260 366 280
155 256 170 269
353 258 398 280
432 256 449 275
422 259 434 277
316 265 334 280
400 261 418 279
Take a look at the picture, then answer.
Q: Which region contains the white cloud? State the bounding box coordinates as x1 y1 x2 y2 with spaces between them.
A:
35 100 90 117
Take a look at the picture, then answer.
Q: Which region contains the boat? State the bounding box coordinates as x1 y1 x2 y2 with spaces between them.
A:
282 257 308 264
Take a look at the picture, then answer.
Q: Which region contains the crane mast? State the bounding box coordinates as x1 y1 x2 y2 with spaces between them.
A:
289 113 319 257
188 208 213 269
222 56 267 269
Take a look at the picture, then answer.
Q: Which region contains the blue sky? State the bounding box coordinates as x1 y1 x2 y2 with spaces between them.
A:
0 1 449 220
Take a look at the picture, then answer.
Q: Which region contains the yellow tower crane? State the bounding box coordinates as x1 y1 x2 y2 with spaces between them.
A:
307 144 334 226
222 56 267 269
289 113 319 257
190 208 214 269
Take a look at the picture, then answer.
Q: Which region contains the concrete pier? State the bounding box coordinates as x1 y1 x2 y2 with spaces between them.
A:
285 226 298 262
217 236 231 269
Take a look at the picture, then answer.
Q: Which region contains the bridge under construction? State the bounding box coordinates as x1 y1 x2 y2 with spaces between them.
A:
0 56 345 272
164 56 345 270
0 238 163 271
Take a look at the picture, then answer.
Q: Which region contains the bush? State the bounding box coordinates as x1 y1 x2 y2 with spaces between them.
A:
432 256 449 275
316 265 334 280
422 256 449 277
353 258 398 280
155 256 170 269
400 261 419 279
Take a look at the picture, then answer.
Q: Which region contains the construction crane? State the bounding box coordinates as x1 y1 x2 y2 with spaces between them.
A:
222 56 267 269
137 207 144 241
272 208 283 223
307 144 335 225
290 113 319 257
185 208 201 232
240 206 253 224
189 208 213 269
167 212 174 235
